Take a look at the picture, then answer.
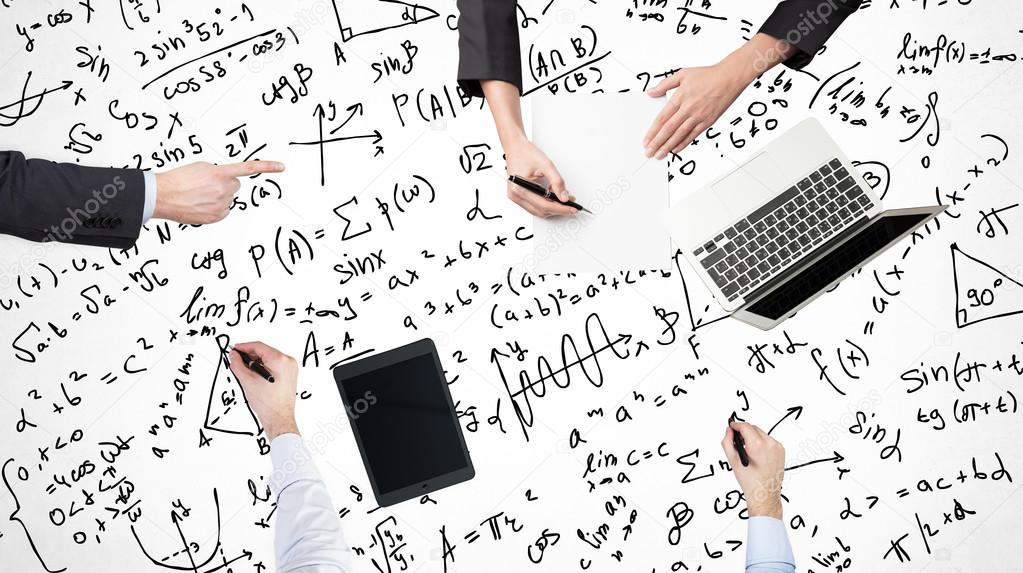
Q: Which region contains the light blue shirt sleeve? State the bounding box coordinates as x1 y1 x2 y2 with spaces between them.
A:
746 516 795 573
142 170 156 222
269 433 351 573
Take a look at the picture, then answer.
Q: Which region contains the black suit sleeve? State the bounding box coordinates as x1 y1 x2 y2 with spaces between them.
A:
456 0 522 98
758 0 864 69
0 151 145 249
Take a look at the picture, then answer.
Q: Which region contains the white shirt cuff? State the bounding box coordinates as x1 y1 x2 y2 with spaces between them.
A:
269 433 323 496
142 170 156 222
746 516 795 569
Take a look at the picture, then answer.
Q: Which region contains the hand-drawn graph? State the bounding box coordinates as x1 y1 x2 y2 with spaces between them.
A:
288 102 383 185
0 72 72 127
130 489 253 572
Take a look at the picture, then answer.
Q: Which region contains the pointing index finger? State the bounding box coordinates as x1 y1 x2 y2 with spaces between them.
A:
218 160 285 178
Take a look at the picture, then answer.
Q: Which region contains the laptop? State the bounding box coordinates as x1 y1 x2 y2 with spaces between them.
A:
669 118 944 330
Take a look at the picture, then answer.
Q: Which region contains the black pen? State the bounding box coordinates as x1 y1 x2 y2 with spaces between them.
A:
731 424 750 467
234 348 275 383
508 175 592 214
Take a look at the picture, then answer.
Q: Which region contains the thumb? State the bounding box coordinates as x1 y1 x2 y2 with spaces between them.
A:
647 74 680 97
541 162 568 201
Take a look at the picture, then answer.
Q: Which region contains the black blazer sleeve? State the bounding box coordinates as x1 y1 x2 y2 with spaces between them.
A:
758 0 864 69
456 0 522 98
0 151 145 249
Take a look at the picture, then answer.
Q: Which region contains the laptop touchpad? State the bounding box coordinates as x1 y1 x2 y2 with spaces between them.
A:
712 152 789 217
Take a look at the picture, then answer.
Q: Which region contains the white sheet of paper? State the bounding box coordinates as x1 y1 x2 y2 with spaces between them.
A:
531 92 668 274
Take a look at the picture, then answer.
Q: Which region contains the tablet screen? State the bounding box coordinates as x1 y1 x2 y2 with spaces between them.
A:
342 352 468 493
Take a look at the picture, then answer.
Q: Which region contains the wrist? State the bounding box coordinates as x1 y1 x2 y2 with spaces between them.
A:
480 80 528 151
264 415 299 441
729 33 793 81
746 492 783 519
721 46 762 87
152 172 176 221
496 124 528 151
152 172 166 219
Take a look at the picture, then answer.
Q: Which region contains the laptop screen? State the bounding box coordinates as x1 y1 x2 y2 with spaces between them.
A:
744 212 931 320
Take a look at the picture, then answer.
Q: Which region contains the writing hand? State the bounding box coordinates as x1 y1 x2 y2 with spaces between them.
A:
476 79 578 218
504 138 578 218
721 421 785 519
153 160 285 224
228 341 299 441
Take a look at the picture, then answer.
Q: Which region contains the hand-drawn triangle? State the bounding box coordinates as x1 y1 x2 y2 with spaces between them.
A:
951 243 1023 328
331 0 439 42
203 335 262 436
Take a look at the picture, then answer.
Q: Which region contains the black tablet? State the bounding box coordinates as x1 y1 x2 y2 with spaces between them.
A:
332 338 474 507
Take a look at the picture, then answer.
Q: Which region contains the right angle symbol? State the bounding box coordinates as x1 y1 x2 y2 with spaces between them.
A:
951 242 1023 328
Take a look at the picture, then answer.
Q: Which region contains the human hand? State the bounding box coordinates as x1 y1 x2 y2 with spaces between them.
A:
153 160 285 224
503 137 579 218
721 421 785 519
642 33 797 160
643 61 753 160
228 341 299 441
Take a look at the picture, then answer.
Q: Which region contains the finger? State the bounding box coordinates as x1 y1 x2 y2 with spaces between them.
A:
671 122 706 155
646 74 681 97
656 118 699 160
644 102 677 149
212 208 230 224
228 349 258 386
660 118 700 158
535 163 569 202
232 341 282 364
522 202 549 218
522 188 578 216
721 427 741 466
743 424 771 451
520 191 577 218
648 111 688 158
729 421 758 443
510 192 546 218
218 160 285 178
548 201 580 217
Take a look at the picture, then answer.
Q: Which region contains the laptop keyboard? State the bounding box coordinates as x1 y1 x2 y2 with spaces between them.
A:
693 158 875 302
